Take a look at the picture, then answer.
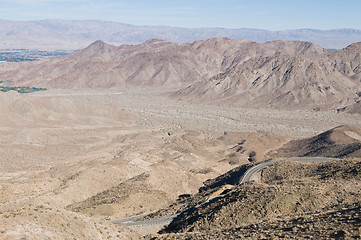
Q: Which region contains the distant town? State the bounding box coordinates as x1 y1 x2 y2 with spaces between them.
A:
0 81 47 93
0 49 71 62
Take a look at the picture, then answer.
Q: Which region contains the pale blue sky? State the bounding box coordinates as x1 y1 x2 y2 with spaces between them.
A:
0 0 360 30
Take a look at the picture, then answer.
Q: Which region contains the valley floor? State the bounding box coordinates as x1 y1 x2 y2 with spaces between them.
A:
33 87 361 138
0 88 360 239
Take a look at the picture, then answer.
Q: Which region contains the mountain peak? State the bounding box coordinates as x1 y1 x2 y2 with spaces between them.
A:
91 39 107 46
87 40 110 50
77 40 116 56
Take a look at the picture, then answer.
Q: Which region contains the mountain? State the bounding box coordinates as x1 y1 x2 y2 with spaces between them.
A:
0 38 250 88
272 125 361 158
174 54 359 110
3 38 326 89
172 41 361 110
1 38 361 111
1 19 361 49
329 42 361 83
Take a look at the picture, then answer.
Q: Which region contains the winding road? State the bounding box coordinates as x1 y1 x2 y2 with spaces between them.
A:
239 157 338 184
113 157 338 228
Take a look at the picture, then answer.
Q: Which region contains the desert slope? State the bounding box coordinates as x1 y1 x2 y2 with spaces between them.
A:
2 90 286 238
0 38 360 111
0 92 142 239
151 158 361 239
174 54 359 110
1 86 360 238
272 125 361 158
148 125 361 238
0 38 249 88
329 42 361 82
337 100 361 114
172 41 361 110
0 91 138 172
0 39 331 90
0 91 136 126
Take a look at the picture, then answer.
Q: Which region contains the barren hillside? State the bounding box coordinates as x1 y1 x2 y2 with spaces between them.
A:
175 54 359 110
1 90 290 239
1 86 361 239
0 38 240 88
0 92 143 239
138 126 361 239
1 38 360 110
0 39 328 90
150 158 361 239
1 37 361 239
337 100 361 114
272 125 361 158
172 41 361 110
329 42 361 83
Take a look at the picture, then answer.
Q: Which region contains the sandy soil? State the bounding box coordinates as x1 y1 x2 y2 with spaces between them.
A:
33 87 361 138
1 88 360 239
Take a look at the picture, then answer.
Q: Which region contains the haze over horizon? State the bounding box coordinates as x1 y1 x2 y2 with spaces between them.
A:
0 0 361 31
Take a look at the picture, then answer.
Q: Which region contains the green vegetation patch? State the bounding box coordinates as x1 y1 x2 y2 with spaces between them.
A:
0 86 47 93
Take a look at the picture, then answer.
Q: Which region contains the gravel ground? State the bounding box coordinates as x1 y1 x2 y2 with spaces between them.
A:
32 87 361 139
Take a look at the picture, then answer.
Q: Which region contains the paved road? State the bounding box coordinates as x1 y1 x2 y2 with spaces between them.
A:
113 157 338 228
239 157 338 184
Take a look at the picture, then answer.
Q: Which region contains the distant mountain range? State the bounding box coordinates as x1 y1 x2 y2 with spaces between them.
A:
1 19 361 50
0 38 360 111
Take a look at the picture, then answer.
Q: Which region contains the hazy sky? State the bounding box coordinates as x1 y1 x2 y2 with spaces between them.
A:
0 0 360 30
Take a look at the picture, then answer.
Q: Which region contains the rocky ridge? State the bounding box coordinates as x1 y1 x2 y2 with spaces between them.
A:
148 158 361 239
143 127 361 238
173 42 361 110
273 125 361 158
1 39 360 111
